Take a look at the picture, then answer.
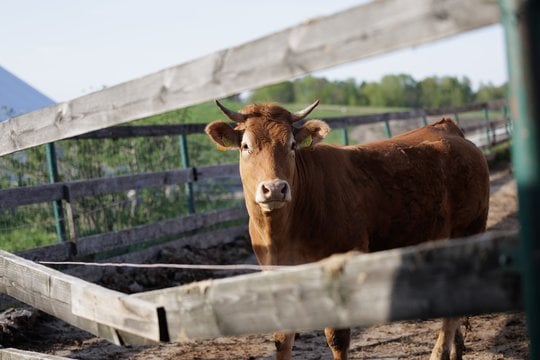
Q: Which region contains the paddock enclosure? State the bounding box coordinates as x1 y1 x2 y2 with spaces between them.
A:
1 0 539 359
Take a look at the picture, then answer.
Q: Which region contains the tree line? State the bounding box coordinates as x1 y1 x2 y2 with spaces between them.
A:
247 74 507 108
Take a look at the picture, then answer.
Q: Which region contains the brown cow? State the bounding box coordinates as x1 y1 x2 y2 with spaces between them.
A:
205 100 489 360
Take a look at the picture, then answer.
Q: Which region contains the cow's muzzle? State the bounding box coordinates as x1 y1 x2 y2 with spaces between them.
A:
255 179 291 212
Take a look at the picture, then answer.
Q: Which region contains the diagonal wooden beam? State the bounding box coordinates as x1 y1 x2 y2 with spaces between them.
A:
0 0 499 156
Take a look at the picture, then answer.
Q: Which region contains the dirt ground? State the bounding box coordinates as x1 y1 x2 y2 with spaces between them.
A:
1 162 528 359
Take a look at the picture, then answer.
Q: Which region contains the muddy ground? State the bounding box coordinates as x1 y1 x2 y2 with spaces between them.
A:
1 162 528 359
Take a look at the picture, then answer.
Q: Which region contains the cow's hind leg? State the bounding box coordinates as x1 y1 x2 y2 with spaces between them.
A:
273 331 295 360
324 327 350 360
430 317 462 360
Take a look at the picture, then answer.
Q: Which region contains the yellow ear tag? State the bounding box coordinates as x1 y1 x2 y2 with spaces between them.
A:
299 135 313 149
221 137 235 148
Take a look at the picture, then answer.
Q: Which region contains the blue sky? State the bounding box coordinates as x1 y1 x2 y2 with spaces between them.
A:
1 0 508 102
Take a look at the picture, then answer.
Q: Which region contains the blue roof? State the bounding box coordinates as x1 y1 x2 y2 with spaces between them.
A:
0 66 55 121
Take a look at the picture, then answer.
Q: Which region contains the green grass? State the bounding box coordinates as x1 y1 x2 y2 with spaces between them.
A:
132 100 408 126
0 101 506 253
0 227 56 252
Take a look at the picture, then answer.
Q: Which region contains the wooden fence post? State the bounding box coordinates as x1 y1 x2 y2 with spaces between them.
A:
179 134 195 214
62 185 78 246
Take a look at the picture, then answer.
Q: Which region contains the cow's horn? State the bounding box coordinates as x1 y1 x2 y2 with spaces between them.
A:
215 100 248 123
292 100 320 122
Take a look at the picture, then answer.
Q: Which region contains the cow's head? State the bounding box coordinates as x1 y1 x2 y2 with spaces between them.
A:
205 100 329 213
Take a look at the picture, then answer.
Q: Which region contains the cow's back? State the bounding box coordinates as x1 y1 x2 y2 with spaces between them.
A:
351 119 489 252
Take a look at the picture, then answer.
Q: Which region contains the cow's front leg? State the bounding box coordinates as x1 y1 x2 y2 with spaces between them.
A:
273 331 295 360
430 317 463 360
324 327 350 360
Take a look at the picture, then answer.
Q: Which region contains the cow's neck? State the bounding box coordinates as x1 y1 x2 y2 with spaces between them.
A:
244 160 327 265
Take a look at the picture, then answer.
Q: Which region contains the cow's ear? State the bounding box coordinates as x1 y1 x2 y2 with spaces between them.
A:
295 120 330 148
205 121 241 150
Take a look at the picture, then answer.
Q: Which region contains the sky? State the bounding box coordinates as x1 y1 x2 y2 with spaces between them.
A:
0 0 508 103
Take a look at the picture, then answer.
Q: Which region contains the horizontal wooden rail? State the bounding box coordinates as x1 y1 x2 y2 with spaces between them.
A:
75 206 247 258
0 0 499 156
460 118 508 133
0 164 239 210
0 250 166 345
72 124 207 139
17 206 247 262
66 100 507 140
130 231 520 342
1 230 520 346
0 348 74 360
321 100 507 129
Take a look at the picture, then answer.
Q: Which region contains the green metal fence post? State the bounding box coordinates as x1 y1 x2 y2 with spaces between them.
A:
454 112 461 126
45 143 67 243
421 115 428 127
500 0 540 358
483 105 492 148
383 120 392 138
179 134 195 214
503 105 511 136
341 127 350 145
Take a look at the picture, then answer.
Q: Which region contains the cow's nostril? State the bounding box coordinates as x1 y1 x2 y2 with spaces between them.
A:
280 184 288 195
262 185 270 194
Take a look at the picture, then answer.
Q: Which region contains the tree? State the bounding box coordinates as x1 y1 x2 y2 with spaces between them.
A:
475 83 507 102
249 81 295 103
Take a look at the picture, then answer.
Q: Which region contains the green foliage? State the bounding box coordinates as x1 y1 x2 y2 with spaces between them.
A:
250 81 295 103
249 74 503 109
475 83 508 103
0 204 57 252
0 73 508 251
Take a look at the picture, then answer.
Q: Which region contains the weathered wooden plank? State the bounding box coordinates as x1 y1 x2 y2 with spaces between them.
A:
461 118 508 133
132 231 520 342
0 0 499 156
0 348 74 360
66 225 249 283
0 184 64 209
320 102 504 129
68 101 506 140
0 250 165 344
75 206 247 258
0 163 239 210
196 163 239 180
67 168 194 198
72 124 208 139
14 206 246 264
71 100 507 140
17 242 73 262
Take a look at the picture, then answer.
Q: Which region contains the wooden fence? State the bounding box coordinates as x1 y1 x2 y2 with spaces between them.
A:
0 98 510 262
0 231 521 346
0 0 499 157
1 0 537 357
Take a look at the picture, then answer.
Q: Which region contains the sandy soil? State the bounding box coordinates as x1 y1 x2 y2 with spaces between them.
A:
1 164 528 359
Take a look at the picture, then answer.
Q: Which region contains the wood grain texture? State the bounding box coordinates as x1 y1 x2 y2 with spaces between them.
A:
0 0 499 156
15 206 247 262
133 231 521 342
75 206 247 258
0 250 165 344
0 348 74 360
0 164 239 210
